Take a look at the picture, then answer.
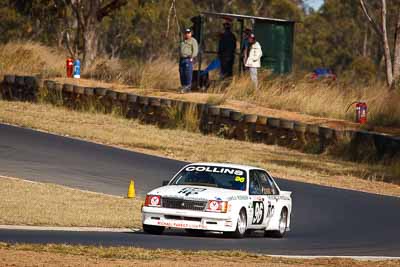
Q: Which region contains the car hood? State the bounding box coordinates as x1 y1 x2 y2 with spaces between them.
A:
147 185 247 201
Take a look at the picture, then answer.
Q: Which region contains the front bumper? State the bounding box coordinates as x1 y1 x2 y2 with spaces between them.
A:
142 206 237 232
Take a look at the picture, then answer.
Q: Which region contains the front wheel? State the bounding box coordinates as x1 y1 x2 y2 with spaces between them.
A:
143 224 165 235
224 209 247 238
265 209 288 238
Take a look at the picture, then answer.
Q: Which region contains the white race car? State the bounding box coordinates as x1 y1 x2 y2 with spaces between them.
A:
141 163 292 238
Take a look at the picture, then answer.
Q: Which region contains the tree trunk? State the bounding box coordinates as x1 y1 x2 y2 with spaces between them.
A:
83 22 99 69
362 25 368 57
381 0 393 87
392 10 400 87
65 0 127 69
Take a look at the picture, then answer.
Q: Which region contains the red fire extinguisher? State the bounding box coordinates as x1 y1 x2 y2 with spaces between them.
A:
346 101 367 124
66 58 74 78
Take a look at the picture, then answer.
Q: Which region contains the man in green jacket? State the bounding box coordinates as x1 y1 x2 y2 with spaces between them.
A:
179 28 198 93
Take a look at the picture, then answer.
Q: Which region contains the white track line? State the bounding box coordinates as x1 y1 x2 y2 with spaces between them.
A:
266 254 400 261
0 225 139 233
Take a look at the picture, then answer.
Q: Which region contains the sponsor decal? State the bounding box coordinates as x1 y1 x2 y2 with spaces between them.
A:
266 201 275 218
227 195 248 201
235 176 245 183
177 187 207 196
157 221 207 229
252 201 264 225
185 166 244 176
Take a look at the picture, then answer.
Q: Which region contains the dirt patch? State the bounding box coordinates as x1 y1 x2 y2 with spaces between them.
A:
0 243 399 267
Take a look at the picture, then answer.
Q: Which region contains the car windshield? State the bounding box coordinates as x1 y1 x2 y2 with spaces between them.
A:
170 165 247 191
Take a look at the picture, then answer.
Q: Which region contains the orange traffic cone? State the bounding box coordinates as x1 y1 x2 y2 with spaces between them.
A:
127 180 136 198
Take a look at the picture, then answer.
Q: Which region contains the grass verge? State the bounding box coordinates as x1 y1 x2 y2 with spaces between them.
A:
2 41 400 132
1 243 399 267
0 100 399 197
0 175 142 228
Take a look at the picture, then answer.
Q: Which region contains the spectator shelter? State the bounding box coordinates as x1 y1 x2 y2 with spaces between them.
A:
191 11 295 87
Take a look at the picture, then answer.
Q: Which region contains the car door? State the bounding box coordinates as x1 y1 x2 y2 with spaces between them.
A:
248 170 268 228
257 170 280 228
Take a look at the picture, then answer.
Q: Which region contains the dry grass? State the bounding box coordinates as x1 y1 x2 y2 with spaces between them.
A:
138 56 180 89
0 42 66 78
220 74 400 129
1 41 399 130
206 94 228 106
165 102 200 132
0 175 142 228
83 55 180 89
83 57 142 85
0 243 399 267
0 100 399 197
0 42 179 90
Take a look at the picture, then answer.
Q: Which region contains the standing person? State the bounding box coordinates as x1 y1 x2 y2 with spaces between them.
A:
179 28 198 93
218 20 236 79
245 33 263 89
241 28 252 72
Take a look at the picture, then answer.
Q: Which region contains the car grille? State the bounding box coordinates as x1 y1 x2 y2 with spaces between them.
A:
164 215 202 221
162 198 207 211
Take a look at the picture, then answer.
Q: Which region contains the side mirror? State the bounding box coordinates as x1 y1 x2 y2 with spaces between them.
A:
162 180 170 186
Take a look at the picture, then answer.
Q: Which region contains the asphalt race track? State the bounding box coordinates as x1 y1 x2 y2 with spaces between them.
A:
1 123 400 256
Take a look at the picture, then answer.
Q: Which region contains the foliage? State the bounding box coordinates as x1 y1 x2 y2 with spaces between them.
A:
0 0 400 86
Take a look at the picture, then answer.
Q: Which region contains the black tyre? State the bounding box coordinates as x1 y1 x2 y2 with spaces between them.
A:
143 224 165 235
224 209 247 238
265 209 288 238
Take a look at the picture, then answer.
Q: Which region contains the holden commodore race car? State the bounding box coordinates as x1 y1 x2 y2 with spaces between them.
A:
141 163 292 238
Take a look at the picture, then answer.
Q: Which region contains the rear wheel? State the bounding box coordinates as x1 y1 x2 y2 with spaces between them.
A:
143 224 165 235
265 209 288 238
224 209 247 238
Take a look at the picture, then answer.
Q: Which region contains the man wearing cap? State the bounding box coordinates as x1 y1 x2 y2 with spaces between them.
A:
218 20 237 78
245 33 263 88
179 28 198 93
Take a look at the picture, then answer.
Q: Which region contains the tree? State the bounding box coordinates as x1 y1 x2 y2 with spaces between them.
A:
359 0 400 88
295 1 366 73
64 0 128 69
0 0 31 43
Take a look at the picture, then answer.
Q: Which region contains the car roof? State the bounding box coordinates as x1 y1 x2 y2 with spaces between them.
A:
185 162 265 172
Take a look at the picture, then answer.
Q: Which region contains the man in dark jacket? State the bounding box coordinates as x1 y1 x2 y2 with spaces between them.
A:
218 20 236 78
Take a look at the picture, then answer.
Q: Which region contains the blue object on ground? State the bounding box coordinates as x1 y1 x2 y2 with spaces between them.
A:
313 68 330 76
203 58 221 74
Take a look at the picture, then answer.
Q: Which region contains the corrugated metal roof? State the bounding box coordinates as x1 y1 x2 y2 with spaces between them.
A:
201 11 295 24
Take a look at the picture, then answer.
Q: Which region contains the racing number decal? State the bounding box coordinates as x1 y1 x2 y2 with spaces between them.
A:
252 201 264 224
177 187 206 196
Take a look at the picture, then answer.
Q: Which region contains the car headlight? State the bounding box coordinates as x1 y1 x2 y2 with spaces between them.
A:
206 200 228 213
144 195 162 207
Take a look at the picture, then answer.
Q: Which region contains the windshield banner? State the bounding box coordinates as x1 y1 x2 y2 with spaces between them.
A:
185 166 244 176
